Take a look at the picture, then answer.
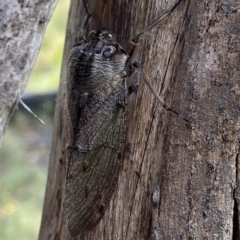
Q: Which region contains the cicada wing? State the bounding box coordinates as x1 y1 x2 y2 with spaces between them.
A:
64 76 127 237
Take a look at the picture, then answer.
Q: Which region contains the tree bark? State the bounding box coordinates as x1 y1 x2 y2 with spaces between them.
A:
0 0 57 145
158 1 240 239
39 0 240 239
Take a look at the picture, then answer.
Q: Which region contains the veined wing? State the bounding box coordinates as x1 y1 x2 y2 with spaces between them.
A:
64 74 127 237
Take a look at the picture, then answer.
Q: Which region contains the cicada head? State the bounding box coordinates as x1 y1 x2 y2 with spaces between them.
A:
68 30 128 92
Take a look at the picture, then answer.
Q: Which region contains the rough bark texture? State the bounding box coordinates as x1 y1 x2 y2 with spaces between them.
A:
0 0 57 145
157 1 240 239
39 0 240 239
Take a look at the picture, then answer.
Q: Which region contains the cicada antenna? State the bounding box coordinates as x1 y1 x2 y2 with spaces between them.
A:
82 0 92 29
126 0 185 58
77 0 92 41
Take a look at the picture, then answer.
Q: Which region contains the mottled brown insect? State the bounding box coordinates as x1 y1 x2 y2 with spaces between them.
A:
63 0 187 237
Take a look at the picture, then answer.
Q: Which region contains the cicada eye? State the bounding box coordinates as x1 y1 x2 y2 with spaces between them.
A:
102 46 116 58
101 32 113 40
88 30 96 38
107 33 112 39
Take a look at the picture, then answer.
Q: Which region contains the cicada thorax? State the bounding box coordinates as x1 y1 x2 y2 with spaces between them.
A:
64 30 128 236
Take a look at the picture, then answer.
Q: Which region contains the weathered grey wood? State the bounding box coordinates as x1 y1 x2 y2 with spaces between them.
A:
0 0 57 145
39 0 240 239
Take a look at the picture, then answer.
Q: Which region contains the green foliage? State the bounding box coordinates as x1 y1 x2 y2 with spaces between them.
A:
0 126 47 240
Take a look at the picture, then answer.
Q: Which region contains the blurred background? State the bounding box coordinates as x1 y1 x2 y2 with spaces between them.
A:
0 0 70 239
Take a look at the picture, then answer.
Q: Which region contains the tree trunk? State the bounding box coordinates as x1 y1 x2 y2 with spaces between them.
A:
158 1 240 239
0 0 57 145
39 0 240 239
